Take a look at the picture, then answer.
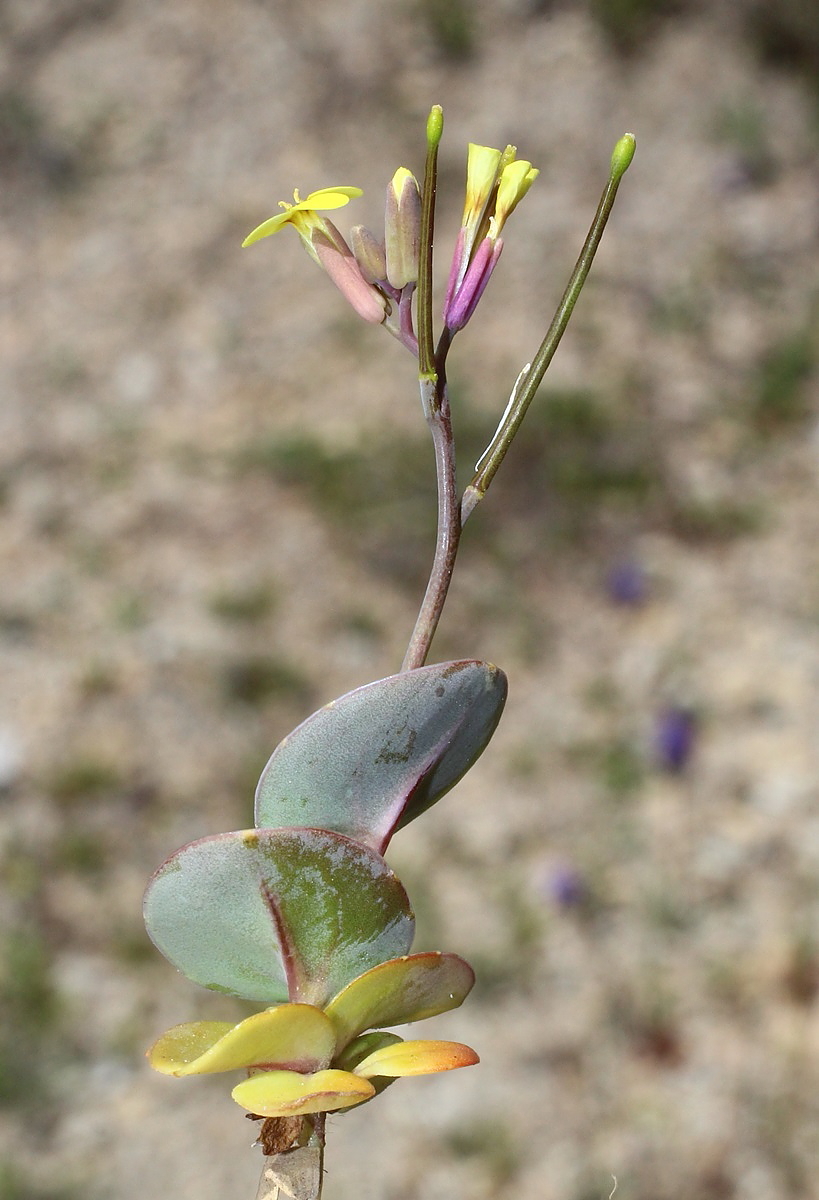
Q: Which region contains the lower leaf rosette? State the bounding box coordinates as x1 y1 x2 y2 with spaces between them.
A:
146 953 479 1117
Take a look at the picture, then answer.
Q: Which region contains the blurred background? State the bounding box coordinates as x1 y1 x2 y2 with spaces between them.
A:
2 0 819 1197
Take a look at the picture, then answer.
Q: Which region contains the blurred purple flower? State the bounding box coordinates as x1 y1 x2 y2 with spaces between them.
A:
606 560 647 607
655 706 696 773
545 862 585 909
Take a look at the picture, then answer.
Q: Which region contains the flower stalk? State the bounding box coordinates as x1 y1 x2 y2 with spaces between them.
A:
401 107 462 672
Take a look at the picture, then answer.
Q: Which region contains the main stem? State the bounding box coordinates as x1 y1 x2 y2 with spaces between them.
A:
402 368 460 671
255 1122 324 1200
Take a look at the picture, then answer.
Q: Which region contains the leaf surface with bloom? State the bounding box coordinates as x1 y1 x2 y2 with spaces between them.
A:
255 660 507 852
143 828 414 1005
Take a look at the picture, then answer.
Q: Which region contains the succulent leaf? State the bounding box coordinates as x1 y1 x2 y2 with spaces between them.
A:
143 828 414 1005
232 1068 375 1116
325 952 475 1052
333 1031 403 1073
353 1039 479 1078
255 660 507 851
147 1005 336 1076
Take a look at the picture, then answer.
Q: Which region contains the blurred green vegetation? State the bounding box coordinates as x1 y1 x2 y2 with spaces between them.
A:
416 0 476 61
711 100 777 186
220 655 313 709
443 1116 519 1188
586 0 683 53
749 325 817 434
207 581 277 624
0 925 60 1110
582 0 819 92
0 1161 80 1200
238 373 788 632
46 755 124 807
237 431 436 588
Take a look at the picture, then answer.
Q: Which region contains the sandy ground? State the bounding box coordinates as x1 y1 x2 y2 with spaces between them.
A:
2 1 819 1198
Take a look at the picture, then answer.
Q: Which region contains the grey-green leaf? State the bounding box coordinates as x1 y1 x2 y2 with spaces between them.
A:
143 828 414 1006
255 660 507 851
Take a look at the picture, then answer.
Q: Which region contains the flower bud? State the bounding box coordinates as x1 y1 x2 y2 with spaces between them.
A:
385 168 421 290
426 105 444 149
610 133 636 181
350 225 387 285
444 236 503 333
309 220 388 324
443 144 538 331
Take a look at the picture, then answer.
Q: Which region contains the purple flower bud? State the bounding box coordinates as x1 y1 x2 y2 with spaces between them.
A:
443 236 503 332
443 227 467 317
655 707 696 773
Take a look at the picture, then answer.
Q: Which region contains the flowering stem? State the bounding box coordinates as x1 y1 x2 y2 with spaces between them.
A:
402 106 462 672
461 134 635 524
417 106 442 378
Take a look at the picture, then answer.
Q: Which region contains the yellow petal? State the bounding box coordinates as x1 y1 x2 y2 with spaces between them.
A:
147 1005 335 1077
353 1039 479 1078
232 1068 375 1116
242 187 363 247
300 186 363 209
242 210 297 247
463 144 502 229
494 161 539 230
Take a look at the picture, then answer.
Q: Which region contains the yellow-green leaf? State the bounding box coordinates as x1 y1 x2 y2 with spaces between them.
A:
333 1031 403 1073
353 1039 479 1078
148 1021 234 1075
148 1004 335 1077
232 1068 374 1116
325 952 475 1051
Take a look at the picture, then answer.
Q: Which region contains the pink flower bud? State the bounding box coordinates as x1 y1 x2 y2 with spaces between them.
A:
311 222 387 325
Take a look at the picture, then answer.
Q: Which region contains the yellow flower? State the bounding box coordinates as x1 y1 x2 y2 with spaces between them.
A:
461 144 503 242
443 144 539 332
491 159 539 238
243 185 387 325
241 187 363 249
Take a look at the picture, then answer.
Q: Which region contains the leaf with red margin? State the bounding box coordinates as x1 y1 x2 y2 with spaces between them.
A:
255 661 507 852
